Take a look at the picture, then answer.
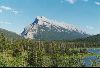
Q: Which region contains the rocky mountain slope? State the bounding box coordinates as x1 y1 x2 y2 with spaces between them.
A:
21 16 89 40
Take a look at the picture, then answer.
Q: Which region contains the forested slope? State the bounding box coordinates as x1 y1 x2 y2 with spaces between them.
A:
0 28 23 40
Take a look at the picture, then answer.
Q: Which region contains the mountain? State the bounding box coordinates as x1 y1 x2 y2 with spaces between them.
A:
0 28 23 40
21 16 89 40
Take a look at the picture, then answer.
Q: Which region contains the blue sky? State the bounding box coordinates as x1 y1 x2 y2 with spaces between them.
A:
0 0 100 35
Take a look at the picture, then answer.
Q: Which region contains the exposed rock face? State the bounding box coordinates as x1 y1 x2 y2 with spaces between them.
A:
21 16 89 40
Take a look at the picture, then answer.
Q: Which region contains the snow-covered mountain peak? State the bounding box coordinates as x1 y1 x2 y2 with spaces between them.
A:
32 16 85 33
33 16 50 25
36 16 48 21
21 16 89 40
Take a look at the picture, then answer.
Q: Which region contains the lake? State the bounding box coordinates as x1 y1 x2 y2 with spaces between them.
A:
83 48 100 67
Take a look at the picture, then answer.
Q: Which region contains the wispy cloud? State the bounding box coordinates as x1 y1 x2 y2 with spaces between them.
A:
12 10 18 14
86 25 94 30
0 21 12 25
82 0 88 2
0 6 12 10
66 0 76 4
0 5 19 14
0 9 2 13
95 2 100 6
61 0 89 4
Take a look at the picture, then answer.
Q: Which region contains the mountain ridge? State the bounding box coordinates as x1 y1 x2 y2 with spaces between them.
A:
21 16 89 40
0 28 23 40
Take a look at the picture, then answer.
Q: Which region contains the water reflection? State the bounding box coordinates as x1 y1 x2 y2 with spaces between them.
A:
83 48 100 67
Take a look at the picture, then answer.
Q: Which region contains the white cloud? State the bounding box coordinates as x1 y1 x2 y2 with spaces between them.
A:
0 5 19 14
0 21 12 25
66 0 76 4
95 2 100 5
0 6 12 10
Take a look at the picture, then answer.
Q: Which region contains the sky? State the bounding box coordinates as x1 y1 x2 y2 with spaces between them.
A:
0 0 100 35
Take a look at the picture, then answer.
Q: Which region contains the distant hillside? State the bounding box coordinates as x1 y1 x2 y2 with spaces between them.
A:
73 34 100 43
0 28 23 40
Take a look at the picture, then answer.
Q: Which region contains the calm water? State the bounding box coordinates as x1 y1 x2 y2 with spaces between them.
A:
83 48 100 67
88 49 100 54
